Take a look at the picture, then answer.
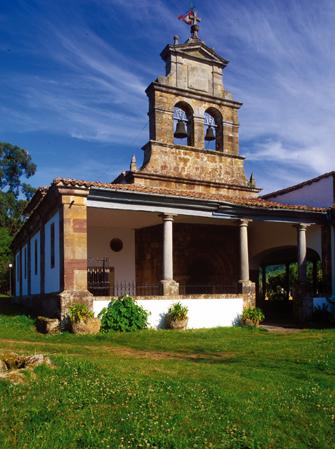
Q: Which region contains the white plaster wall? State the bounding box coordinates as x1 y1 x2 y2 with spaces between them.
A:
21 244 28 296
30 231 41 295
44 211 60 294
93 297 244 329
266 176 333 208
15 250 20 296
88 226 135 284
250 222 322 266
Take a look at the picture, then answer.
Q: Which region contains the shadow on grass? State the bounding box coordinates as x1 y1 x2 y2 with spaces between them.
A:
0 297 28 316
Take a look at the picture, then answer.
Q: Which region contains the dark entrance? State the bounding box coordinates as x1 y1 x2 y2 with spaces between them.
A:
255 246 323 323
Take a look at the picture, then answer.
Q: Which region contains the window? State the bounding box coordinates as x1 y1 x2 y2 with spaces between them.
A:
110 238 123 252
16 253 20 283
34 238 38 275
24 247 27 280
50 223 55 269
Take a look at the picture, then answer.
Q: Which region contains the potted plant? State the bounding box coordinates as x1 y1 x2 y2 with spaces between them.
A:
68 303 101 334
241 307 265 327
166 302 188 330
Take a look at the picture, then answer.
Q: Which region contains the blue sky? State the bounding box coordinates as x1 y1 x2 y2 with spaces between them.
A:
1 0 335 193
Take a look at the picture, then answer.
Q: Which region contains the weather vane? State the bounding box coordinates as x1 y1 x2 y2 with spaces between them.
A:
178 7 201 40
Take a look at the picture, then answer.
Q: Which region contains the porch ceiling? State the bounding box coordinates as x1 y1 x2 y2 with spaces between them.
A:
87 207 235 229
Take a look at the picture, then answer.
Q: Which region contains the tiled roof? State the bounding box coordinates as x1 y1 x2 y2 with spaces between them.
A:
52 177 327 213
263 171 335 199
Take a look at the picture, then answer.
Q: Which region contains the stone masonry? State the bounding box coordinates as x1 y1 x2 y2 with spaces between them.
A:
116 35 260 199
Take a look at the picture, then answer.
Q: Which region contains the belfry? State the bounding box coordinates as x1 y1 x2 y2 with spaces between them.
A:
116 16 260 197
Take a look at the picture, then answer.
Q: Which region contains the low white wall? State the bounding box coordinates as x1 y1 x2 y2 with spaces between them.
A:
93 297 244 329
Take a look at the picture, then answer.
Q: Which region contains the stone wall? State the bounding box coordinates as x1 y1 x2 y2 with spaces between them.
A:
135 223 240 291
134 140 256 197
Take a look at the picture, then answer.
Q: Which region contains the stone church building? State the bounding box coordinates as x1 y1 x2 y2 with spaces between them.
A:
12 21 333 328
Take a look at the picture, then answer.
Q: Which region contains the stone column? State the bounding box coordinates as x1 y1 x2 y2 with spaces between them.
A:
237 219 255 307
160 214 179 296
297 224 307 282
239 219 250 281
59 189 93 321
294 223 312 323
193 116 204 148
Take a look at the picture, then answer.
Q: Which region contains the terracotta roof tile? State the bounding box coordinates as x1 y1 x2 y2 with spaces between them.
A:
52 177 327 213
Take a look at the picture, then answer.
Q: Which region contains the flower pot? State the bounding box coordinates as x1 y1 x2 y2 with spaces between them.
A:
167 318 188 330
71 318 101 335
243 318 259 327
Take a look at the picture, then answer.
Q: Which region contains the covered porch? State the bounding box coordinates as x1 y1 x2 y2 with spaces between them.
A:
85 196 327 325
87 207 252 298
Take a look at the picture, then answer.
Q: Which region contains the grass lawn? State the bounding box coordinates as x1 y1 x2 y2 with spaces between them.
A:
0 307 334 449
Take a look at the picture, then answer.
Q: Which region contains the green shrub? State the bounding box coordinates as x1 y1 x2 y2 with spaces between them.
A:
167 302 188 321
99 295 149 332
68 303 94 323
242 307 265 326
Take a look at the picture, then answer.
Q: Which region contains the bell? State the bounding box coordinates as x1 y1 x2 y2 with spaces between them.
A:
174 120 188 139
205 125 216 141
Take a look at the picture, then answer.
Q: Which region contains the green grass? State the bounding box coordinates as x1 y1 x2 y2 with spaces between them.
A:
0 310 334 449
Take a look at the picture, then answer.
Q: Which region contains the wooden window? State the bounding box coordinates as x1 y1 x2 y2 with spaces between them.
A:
34 239 38 275
50 223 55 269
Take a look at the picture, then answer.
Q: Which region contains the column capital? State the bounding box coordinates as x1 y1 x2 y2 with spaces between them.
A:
294 223 310 231
237 218 252 227
160 213 177 222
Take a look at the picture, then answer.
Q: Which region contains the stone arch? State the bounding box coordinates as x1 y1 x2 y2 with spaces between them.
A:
251 245 322 319
204 107 223 151
251 245 320 268
173 101 194 146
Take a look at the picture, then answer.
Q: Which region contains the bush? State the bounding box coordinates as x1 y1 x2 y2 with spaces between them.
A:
68 303 94 323
167 302 188 321
99 295 149 332
242 307 265 326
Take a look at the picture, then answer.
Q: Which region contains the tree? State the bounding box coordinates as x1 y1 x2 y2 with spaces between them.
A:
0 142 37 293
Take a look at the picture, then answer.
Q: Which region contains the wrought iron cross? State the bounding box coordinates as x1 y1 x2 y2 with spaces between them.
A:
190 10 201 39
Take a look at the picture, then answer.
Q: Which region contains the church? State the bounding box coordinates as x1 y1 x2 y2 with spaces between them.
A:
11 15 334 328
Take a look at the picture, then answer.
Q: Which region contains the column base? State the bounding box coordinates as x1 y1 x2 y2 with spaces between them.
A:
238 280 256 308
292 282 313 324
160 280 179 296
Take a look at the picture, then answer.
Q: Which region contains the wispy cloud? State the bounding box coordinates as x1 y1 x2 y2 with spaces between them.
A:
1 0 335 192
203 0 335 191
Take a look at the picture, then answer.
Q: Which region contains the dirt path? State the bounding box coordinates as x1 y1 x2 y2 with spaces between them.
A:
0 338 233 362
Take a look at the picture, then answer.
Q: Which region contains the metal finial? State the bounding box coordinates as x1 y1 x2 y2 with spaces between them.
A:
173 35 180 45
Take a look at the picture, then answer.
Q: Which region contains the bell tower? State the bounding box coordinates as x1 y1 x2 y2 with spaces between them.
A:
117 14 260 198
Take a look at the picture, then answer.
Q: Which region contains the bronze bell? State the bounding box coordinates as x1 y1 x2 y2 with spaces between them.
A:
174 120 188 139
205 125 216 141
